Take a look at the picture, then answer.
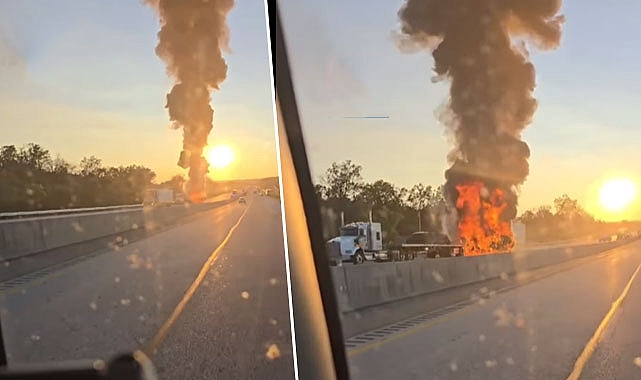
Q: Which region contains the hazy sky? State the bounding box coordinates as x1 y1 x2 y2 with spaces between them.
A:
0 0 277 182
279 0 641 222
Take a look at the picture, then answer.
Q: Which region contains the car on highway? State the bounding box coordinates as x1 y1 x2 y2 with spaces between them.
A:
238 197 246 204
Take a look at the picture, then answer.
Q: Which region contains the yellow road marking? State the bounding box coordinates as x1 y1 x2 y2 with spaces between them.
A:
142 200 251 355
566 262 641 380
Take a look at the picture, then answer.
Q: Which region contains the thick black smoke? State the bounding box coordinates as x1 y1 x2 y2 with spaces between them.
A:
146 0 234 197
398 0 564 222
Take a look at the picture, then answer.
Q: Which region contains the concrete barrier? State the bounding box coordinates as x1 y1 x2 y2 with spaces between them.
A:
332 238 637 314
0 200 232 261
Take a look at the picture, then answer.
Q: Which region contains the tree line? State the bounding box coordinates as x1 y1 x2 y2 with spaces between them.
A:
314 160 448 244
516 194 605 242
0 143 159 212
314 160 603 244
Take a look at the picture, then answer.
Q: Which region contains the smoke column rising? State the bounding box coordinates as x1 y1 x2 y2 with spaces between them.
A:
397 0 564 240
146 0 234 198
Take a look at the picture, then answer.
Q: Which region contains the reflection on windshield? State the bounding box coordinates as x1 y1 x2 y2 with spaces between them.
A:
0 1 293 379
279 0 641 378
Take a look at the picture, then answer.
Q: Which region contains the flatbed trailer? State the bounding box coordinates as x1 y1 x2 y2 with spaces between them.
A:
400 243 464 259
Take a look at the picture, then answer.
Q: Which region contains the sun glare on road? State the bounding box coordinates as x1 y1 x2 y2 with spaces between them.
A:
206 145 234 169
599 178 637 212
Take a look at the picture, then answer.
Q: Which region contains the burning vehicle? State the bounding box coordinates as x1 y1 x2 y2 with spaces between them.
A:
146 0 234 203
398 0 564 255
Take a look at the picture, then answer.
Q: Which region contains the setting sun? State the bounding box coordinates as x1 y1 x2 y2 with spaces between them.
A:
599 178 637 212
206 145 235 169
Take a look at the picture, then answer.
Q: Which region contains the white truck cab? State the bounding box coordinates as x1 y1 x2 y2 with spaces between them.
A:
326 222 383 264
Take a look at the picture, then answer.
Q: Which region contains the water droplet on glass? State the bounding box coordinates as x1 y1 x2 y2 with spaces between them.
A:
138 296 145 303
506 357 515 365
120 299 131 306
485 360 497 368
634 357 641 367
114 277 120 283
138 315 146 322
265 344 281 360
500 272 508 280
92 360 106 370
450 361 458 372
269 318 277 325
531 345 538 352
269 278 279 286
479 334 486 342
432 270 444 283
241 291 250 299
3 261 9 267
30 334 40 342
71 221 84 233
89 302 98 311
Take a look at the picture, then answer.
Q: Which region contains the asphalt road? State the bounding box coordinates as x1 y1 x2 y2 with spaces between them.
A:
346 239 641 380
0 195 295 379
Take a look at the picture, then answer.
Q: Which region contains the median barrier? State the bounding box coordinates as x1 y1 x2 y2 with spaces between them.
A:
333 238 638 315
0 200 232 261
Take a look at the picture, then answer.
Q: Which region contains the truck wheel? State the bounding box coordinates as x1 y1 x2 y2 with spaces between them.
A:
353 250 365 265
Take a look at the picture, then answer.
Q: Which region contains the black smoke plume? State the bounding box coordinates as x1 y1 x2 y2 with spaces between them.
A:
398 0 564 227
146 0 234 197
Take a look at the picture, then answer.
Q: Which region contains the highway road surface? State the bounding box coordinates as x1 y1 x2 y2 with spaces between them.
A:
346 239 641 380
0 195 295 379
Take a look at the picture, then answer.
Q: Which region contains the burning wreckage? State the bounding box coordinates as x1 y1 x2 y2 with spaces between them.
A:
398 0 564 255
146 0 234 203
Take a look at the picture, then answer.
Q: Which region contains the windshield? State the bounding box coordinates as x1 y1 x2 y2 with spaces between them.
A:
278 0 641 378
0 1 294 378
341 227 359 237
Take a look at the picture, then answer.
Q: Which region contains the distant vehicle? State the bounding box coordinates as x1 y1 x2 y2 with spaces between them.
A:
231 190 238 198
238 197 246 204
598 235 612 243
174 192 187 204
143 188 175 207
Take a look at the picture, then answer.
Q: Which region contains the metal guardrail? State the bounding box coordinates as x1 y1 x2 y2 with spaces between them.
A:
0 204 143 220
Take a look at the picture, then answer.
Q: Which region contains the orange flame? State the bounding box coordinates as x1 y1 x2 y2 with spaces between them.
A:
455 182 514 255
189 191 206 204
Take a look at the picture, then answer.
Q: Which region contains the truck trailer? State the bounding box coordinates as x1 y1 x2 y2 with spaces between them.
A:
143 188 176 207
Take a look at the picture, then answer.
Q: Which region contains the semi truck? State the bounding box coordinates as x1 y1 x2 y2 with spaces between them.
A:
325 221 464 265
143 188 177 207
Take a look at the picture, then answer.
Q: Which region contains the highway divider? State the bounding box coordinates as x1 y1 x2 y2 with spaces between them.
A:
0 199 233 261
331 238 638 314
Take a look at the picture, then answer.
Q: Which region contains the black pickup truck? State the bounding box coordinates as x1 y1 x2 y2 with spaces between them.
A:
399 231 464 259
